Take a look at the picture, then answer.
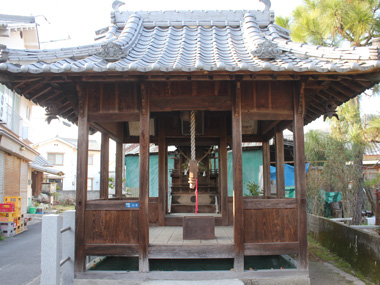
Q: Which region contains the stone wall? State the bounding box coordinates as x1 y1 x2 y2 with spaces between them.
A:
308 214 380 284
57 190 100 201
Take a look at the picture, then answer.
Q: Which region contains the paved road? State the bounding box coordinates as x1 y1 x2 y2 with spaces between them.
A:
0 217 42 285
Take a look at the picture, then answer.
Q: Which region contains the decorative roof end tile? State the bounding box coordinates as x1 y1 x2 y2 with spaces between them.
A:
97 42 127 62
251 39 281 59
259 0 271 11
0 45 9 63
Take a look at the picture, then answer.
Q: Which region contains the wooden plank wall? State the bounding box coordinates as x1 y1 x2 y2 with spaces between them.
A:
84 210 139 244
243 198 298 255
241 81 294 120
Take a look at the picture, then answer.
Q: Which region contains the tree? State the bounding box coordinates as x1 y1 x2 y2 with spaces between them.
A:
279 0 380 47
277 0 380 224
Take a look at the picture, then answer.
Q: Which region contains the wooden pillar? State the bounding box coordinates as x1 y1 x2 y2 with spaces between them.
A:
158 117 166 226
100 133 110 199
139 82 150 273
220 115 228 226
376 188 380 226
262 141 271 198
293 82 308 271
32 171 43 197
74 84 89 272
115 141 123 199
232 82 244 272
275 128 285 198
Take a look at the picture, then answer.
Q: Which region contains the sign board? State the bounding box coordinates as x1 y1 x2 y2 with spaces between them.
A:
125 202 139 208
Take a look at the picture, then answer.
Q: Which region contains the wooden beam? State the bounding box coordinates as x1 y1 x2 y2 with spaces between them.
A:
88 112 139 123
150 96 231 112
293 82 308 271
264 120 292 141
244 242 298 256
89 122 124 143
158 116 166 226
242 110 293 121
29 86 53 100
85 244 138 256
115 141 123 198
138 82 150 273
38 90 62 104
260 120 280 136
232 81 244 272
74 83 88 273
243 198 297 209
100 133 110 200
86 199 139 210
320 89 346 103
241 135 266 142
149 245 235 259
262 141 271 198
339 79 363 93
220 115 229 226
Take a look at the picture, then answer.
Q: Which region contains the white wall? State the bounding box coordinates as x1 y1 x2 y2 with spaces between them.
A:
35 140 77 191
88 150 101 191
34 139 101 192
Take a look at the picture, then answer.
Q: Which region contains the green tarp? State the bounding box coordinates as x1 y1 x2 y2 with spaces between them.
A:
125 154 175 197
126 149 263 197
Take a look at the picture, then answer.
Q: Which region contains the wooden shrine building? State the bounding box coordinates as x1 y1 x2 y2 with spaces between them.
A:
1 1 380 282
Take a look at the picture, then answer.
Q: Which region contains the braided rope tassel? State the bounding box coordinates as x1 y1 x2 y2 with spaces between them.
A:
190 110 196 161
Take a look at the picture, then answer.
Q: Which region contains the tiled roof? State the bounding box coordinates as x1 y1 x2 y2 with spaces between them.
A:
365 143 380 156
32 155 53 167
1 10 379 74
30 155 64 176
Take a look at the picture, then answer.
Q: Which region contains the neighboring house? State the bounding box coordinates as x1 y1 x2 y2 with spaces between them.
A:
363 142 380 181
0 14 40 213
0 14 39 49
33 136 101 194
29 155 64 197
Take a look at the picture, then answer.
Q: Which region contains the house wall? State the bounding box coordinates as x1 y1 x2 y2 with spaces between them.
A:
0 18 39 212
0 152 29 213
1 28 39 49
86 149 101 191
34 139 101 192
0 151 4 203
35 140 76 191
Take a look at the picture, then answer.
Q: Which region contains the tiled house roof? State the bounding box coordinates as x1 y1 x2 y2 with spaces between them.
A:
1 11 379 74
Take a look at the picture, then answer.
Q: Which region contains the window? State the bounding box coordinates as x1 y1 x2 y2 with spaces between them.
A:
26 106 30 120
87 178 94 191
88 155 93 165
47 153 64 165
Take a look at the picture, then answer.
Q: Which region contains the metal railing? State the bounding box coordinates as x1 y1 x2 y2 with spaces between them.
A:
41 210 75 285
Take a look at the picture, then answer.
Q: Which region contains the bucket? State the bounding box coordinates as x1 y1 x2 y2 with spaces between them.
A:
28 207 36 214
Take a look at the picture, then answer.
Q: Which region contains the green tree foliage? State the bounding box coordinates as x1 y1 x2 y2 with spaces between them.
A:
280 0 380 47
276 0 380 224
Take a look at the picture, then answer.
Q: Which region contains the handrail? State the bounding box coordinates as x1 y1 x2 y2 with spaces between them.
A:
60 256 70 267
60 226 71 233
41 210 75 285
